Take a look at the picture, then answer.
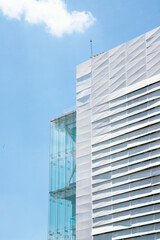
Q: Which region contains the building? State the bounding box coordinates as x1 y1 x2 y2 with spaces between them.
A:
76 26 160 240
48 111 76 240
48 26 160 240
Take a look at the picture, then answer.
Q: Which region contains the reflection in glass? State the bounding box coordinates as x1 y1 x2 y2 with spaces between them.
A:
48 111 76 240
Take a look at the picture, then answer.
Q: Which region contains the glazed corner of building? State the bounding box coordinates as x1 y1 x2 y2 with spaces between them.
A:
76 26 160 240
48 110 76 240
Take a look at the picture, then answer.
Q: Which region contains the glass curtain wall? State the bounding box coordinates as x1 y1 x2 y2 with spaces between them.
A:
48 111 76 240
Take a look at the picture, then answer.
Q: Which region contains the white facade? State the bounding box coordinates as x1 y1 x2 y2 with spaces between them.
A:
76 27 160 240
76 59 92 240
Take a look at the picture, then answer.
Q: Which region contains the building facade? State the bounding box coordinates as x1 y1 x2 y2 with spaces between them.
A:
48 26 160 240
76 26 160 240
48 111 76 240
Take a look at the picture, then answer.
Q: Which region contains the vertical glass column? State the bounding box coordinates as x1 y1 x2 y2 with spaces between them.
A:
48 111 76 240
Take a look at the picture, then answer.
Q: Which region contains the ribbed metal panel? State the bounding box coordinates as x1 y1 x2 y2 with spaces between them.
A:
91 27 160 240
91 75 160 239
76 26 160 240
76 60 93 240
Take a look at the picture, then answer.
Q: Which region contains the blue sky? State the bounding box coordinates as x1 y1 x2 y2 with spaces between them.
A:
0 0 159 239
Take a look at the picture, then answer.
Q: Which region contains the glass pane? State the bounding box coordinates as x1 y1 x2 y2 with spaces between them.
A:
48 111 76 240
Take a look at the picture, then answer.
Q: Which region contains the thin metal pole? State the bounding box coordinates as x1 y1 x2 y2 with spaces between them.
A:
90 40 93 57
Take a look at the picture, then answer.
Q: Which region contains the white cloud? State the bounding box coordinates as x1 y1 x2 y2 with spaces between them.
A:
0 0 96 37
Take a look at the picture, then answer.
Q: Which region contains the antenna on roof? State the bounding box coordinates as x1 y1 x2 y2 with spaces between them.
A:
90 40 93 57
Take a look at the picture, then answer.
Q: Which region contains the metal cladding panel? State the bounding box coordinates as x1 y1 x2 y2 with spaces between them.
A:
76 59 93 240
91 26 160 240
76 26 160 240
91 75 160 239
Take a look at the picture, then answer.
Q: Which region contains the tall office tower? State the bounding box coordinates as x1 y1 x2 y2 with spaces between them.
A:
76 27 160 240
48 111 76 240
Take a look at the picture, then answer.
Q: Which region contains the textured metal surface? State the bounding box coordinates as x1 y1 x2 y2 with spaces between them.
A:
76 26 160 240
76 59 93 240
